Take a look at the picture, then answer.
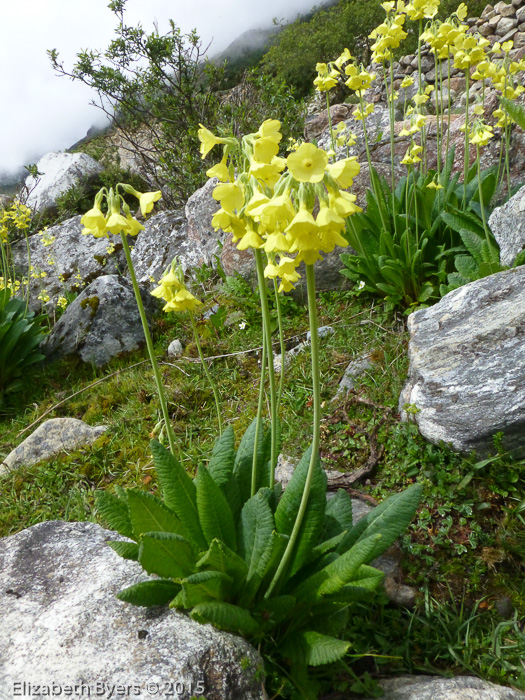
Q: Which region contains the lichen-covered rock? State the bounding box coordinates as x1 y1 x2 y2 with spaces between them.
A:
353 675 525 699
489 185 525 266
400 266 525 457
0 521 262 700
24 152 103 214
185 177 226 265
0 418 106 475
11 215 127 313
41 275 156 367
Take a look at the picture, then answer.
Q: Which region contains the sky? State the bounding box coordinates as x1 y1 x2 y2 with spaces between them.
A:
0 0 317 179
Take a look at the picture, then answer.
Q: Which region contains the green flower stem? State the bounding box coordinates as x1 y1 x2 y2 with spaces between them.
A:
386 61 397 237
254 248 278 488
462 70 470 210
266 263 320 598
273 278 286 413
446 52 452 157
189 313 222 435
476 144 491 245
252 331 267 497
120 232 177 456
435 55 442 179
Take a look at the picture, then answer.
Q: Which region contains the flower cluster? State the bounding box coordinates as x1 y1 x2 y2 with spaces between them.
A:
369 3 408 63
81 186 161 239
151 260 202 313
0 200 31 243
199 120 362 293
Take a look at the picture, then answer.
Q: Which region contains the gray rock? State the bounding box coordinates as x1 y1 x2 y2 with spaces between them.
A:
24 152 103 214
1 418 106 475
489 185 525 266
42 275 155 367
400 267 525 457
333 353 374 399
185 178 226 266
167 338 184 357
129 209 188 287
353 675 525 700
517 5 525 21
496 16 519 33
307 325 334 341
0 521 262 700
11 215 127 313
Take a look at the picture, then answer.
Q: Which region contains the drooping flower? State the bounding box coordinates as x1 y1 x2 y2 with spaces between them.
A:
138 191 162 217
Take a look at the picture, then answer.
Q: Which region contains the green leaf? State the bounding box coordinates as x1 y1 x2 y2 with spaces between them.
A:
139 532 196 578
196 538 248 581
454 255 479 279
107 540 139 561
208 425 235 487
302 631 350 667
344 483 422 562
116 579 181 607
323 489 353 542
190 601 259 636
275 446 327 575
459 228 484 263
150 440 207 552
176 571 234 606
96 491 134 539
233 417 267 503
500 96 525 131
238 489 276 603
253 595 296 628
196 465 237 551
126 489 184 539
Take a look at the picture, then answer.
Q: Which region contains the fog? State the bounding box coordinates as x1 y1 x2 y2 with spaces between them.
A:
0 0 320 180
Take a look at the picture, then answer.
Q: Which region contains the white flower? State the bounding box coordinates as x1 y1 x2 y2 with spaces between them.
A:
358 281 366 290
239 321 247 330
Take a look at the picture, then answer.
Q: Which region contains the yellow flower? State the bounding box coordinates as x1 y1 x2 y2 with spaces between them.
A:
198 124 229 159
81 205 106 237
326 157 361 189
426 181 443 190
206 157 231 182
257 119 282 143
236 226 264 251
138 191 161 216
106 211 131 236
286 143 328 183
212 182 244 212
334 48 352 69
125 214 145 237
253 137 280 164
469 122 494 147
164 288 202 313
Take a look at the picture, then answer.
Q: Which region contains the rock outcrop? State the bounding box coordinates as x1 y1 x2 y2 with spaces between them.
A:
400 266 525 457
0 521 262 700
489 184 525 265
24 152 103 215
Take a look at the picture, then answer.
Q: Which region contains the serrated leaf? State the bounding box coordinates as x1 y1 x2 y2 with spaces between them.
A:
116 579 180 607
196 464 237 551
208 425 235 487
150 440 207 552
343 483 422 562
196 538 248 581
126 489 184 540
190 601 259 636
302 631 350 666
233 417 267 503
253 595 296 628
139 532 196 578
237 489 276 603
96 491 134 539
274 446 327 576
176 571 234 607
107 540 139 561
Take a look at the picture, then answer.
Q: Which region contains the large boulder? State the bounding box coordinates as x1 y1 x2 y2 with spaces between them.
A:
0 520 262 700
400 266 525 457
41 275 156 367
11 215 127 313
489 185 525 266
24 152 103 215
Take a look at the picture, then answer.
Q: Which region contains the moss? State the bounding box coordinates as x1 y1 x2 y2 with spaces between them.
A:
80 295 100 320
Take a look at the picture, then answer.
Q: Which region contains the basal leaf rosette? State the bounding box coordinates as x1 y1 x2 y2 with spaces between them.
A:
198 121 363 294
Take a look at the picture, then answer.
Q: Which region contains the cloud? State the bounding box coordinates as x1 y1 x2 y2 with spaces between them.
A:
0 0 318 178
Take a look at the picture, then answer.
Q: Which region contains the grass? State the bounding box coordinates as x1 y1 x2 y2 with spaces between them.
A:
1 270 524 695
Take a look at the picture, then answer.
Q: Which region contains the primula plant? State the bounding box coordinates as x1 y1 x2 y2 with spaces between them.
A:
87 120 422 698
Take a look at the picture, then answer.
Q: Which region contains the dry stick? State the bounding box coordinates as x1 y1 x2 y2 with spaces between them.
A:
15 358 186 439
